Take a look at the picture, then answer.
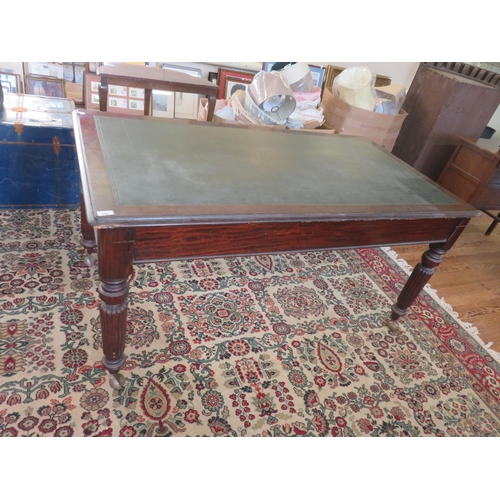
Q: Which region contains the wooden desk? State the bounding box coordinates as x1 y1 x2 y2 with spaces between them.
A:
73 110 480 389
96 64 219 121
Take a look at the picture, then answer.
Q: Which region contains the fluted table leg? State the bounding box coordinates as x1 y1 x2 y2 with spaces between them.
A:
97 228 134 389
387 218 469 331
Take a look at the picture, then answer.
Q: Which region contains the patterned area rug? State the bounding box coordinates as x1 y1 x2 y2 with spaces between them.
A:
1 209 500 437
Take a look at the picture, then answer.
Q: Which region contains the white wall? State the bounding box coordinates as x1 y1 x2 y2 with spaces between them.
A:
161 62 420 89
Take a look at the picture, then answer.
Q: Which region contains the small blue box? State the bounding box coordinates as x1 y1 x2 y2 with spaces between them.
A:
0 93 80 208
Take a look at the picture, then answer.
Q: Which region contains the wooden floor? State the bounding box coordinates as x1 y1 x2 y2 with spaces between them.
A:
392 212 500 354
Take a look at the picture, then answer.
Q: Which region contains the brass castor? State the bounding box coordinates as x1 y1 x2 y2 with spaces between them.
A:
109 373 125 390
385 319 401 332
84 253 96 267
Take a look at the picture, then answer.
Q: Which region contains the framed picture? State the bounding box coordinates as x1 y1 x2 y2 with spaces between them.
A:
84 73 101 110
217 68 255 99
0 71 22 93
26 62 64 79
109 85 127 96
151 90 174 118
309 65 325 89
129 99 144 111
262 63 325 89
1 81 11 93
224 77 251 99
109 97 127 109
161 63 202 120
129 87 145 98
208 71 218 85
84 73 145 115
26 77 65 98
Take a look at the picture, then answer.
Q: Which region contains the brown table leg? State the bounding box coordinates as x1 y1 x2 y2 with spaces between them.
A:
144 88 152 116
387 219 469 330
207 93 217 122
80 192 96 266
484 211 500 236
98 79 109 112
97 228 135 389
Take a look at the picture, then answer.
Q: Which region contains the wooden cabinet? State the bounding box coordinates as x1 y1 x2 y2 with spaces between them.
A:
392 63 500 181
438 138 500 205
438 137 500 233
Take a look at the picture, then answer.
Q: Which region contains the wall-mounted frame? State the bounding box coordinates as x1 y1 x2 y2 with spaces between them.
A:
26 77 65 98
161 63 202 120
0 72 22 93
262 63 325 89
224 77 251 99
208 71 218 84
217 68 255 99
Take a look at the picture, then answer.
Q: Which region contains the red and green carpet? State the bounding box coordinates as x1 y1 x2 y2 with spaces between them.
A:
1 209 499 437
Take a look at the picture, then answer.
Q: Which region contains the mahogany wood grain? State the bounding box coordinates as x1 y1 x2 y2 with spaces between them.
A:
133 218 462 262
97 228 134 374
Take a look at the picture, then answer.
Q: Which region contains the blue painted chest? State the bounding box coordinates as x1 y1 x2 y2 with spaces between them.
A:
0 94 80 208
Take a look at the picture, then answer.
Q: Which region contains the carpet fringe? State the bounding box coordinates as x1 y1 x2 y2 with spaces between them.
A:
381 247 500 363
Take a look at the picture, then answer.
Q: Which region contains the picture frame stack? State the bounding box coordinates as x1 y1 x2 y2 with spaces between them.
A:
84 73 148 116
23 63 66 98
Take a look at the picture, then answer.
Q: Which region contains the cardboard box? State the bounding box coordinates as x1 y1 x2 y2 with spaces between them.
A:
374 84 406 112
319 87 407 152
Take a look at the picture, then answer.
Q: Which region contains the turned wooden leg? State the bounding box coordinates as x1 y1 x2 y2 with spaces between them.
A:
207 93 217 122
98 81 109 112
97 228 134 389
144 88 152 116
80 192 96 267
387 218 470 331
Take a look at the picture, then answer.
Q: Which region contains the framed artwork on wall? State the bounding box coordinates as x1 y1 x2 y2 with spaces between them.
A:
262 63 325 89
208 71 218 85
217 68 255 99
26 77 65 98
224 77 251 99
0 72 22 93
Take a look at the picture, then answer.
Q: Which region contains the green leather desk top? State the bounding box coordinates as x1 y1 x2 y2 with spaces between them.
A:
73 111 480 226
94 115 457 207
